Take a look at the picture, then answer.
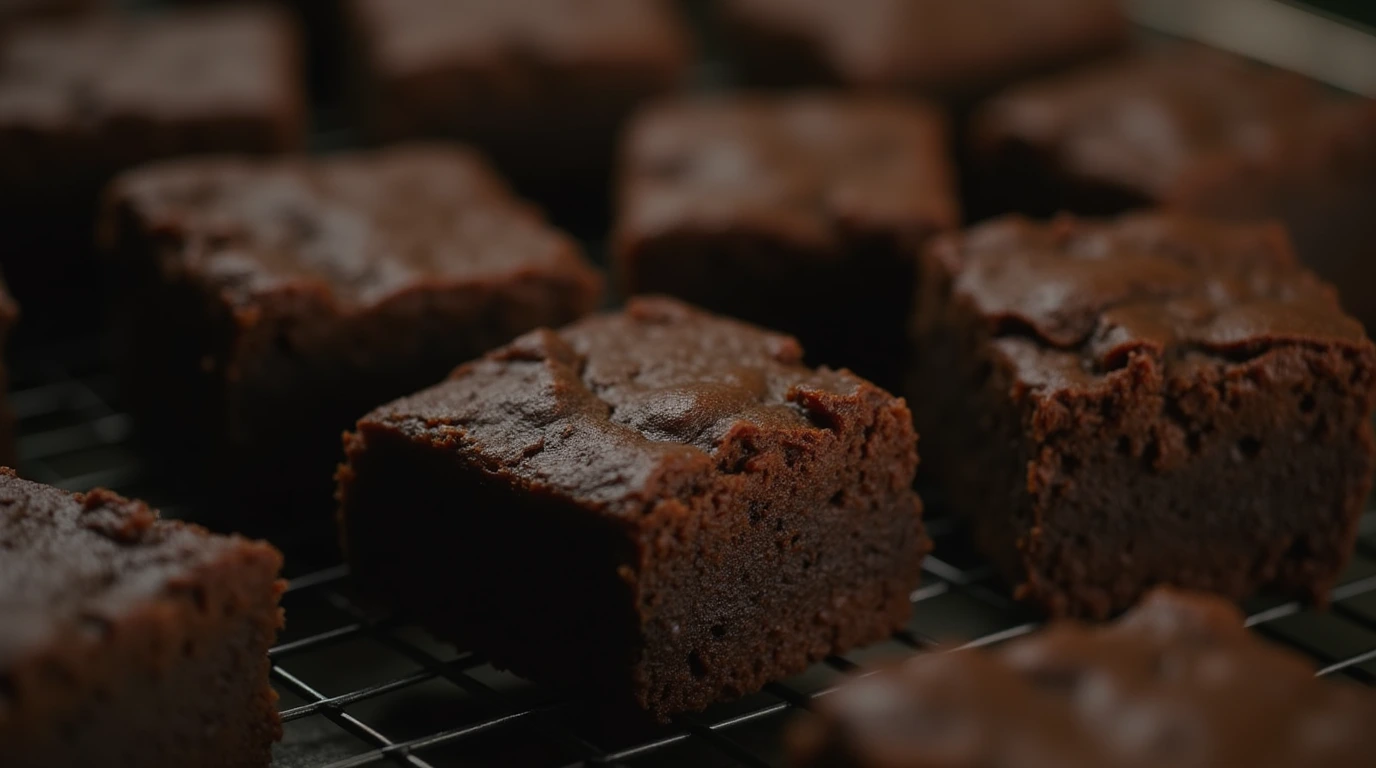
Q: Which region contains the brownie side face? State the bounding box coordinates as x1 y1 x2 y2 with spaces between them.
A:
723 0 1127 97
0 277 17 467
0 470 285 768
909 214 1376 618
789 588 1376 768
103 144 604 519
338 297 928 719
349 0 689 208
615 95 958 388
972 45 1376 329
0 6 305 311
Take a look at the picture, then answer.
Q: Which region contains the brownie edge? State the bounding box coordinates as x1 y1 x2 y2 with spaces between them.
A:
339 297 929 719
0 470 285 768
788 588 1376 768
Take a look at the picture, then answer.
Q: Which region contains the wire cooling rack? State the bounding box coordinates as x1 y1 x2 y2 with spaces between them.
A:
10 331 1376 768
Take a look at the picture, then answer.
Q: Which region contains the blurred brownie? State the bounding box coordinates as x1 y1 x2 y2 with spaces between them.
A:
973 45 1376 329
0 0 101 28
0 470 285 768
724 0 1127 98
349 0 690 228
615 95 958 387
789 588 1376 768
338 297 928 720
0 5 305 317
103 144 603 521
909 214 1376 618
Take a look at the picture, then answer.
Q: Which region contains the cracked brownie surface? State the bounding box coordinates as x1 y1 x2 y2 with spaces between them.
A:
909 214 1376 617
339 297 928 718
789 588 1376 768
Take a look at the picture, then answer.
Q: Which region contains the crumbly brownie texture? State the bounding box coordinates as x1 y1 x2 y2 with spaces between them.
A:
789 588 1376 768
724 0 1127 96
0 470 285 768
350 0 689 212
615 95 958 387
104 144 603 519
0 5 305 311
972 45 1376 328
909 214 1376 618
338 297 928 719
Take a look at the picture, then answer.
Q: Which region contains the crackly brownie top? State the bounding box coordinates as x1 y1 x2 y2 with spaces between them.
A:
618 95 957 251
109 144 597 309
931 214 1370 388
0 471 274 669
358 297 897 516
975 45 1376 200
0 6 297 129
353 0 688 79
728 0 1125 93
791 588 1376 768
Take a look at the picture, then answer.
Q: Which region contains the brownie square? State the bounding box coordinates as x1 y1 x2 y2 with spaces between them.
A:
0 470 285 768
614 95 958 388
789 588 1376 768
0 5 305 315
338 297 928 719
909 213 1376 618
724 0 1127 98
348 0 691 226
103 144 604 520
971 45 1376 330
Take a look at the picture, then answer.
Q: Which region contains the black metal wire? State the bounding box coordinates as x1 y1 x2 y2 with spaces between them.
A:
11 334 1376 768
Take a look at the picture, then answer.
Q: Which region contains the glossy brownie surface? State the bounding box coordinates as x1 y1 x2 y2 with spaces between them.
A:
0 470 285 768
790 589 1376 768
340 298 927 718
911 214 1376 617
109 144 596 308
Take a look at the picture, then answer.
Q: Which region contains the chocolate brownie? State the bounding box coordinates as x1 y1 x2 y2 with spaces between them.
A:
349 0 690 229
789 588 1376 768
724 0 1127 98
909 213 1376 618
0 5 305 317
338 297 928 719
0 470 285 768
614 95 958 388
103 144 603 522
972 44 1376 330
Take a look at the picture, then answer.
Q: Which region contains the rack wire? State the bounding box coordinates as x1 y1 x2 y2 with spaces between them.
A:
10 330 1376 768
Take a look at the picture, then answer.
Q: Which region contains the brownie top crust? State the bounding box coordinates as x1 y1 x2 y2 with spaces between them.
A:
0 6 297 130
974 46 1376 201
728 0 1126 93
0 469 280 669
791 588 1376 767
619 95 957 250
353 0 688 79
356 297 907 517
929 214 1371 388
107 144 598 310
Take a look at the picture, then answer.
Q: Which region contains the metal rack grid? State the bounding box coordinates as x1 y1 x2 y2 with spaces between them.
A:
11 332 1376 768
